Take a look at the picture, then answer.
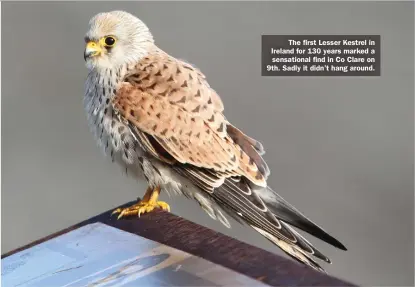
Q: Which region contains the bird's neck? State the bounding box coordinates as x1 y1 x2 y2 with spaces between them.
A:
87 62 131 92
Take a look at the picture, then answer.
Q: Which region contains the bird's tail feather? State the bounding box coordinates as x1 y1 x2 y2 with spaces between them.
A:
261 186 347 251
251 225 327 273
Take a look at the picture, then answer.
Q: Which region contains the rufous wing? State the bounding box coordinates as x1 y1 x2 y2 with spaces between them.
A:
112 52 267 187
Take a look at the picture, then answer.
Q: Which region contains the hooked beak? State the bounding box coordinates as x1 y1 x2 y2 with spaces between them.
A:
84 41 102 61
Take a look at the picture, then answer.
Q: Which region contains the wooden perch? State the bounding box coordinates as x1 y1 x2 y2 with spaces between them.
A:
2 200 356 286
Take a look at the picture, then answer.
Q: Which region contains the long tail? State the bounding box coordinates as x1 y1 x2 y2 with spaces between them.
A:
262 186 347 251
254 186 347 272
222 123 347 271
252 224 327 272
208 176 346 273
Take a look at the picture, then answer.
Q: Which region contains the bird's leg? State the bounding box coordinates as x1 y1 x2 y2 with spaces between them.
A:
141 186 153 202
112 186 170 219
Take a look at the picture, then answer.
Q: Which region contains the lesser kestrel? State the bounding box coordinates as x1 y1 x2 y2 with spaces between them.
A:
83 10 346 272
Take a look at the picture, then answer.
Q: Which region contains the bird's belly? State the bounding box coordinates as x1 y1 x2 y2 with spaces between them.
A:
110 147 146 181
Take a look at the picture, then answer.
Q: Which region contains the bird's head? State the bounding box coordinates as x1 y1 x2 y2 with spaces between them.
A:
84 11 154 71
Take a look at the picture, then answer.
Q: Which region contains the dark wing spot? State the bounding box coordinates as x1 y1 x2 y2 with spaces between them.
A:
176 96 186 104
171 136 179 145
195 90 201 97
163 64 168 70
255 172 263 180
217 123 224 133
192 105 200 113
161 128 168 136
158 90 168 97
167 75 174 82
155 70 162 76
208 115 215 122
181 80 188 88
156 113 161 119
176 67 182 74
207 97 212 104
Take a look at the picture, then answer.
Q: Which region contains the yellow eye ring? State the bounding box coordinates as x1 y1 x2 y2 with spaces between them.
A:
102 36 116 47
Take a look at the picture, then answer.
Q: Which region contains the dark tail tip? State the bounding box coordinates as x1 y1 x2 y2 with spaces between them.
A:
331 237 347 251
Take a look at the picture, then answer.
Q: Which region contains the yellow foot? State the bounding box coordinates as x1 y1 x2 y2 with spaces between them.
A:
112 200 170 220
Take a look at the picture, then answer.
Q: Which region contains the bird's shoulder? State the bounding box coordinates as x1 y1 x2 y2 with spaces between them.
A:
128 51 224 111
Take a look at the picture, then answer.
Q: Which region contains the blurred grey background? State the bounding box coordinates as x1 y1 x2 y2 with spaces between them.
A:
2 1 414 286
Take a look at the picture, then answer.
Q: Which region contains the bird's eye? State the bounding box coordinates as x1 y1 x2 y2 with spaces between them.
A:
104 36 116 46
